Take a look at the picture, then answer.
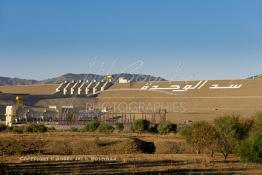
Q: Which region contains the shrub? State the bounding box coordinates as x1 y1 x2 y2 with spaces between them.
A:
0 123 7 132
98 123 114 133
71 127 80 132
84 121 100 132
10 126 24 134
157 121 176 134
115 123 124 132
150 124 158 133
179 124 192 140
132 119 150 133
239 132 262 163
24 124 48 133
34 124 48 132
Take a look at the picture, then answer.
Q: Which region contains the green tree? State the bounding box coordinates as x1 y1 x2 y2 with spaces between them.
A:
239 132 262 163
238 118 254 140
214 114 242 161
180 121 218 155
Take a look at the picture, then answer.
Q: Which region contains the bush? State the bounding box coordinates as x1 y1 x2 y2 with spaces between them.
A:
98 123 114 133
150 124 158 133
9 124 48 133
71 127 80 132
115 123 124 132
132 119 150 133
239 132 262 163
179 124 192 140
0 123 7 132
10 126 24 134
157 121 176 134
24 124 48 133
84 121 100 132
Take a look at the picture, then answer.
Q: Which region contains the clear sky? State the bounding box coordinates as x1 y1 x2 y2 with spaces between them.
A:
0 0 262 80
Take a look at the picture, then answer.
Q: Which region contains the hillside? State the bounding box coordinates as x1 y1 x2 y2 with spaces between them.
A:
248 74 262 79
0 73 166 86
0 76 37 86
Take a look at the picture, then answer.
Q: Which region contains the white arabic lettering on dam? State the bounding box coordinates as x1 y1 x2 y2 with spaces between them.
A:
141 80 242 93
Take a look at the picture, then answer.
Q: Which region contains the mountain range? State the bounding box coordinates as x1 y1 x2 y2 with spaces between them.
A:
247 74 262 80
0 73 166 86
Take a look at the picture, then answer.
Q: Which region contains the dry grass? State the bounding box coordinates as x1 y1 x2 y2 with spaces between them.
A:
0 132 262 174
0 132 158 156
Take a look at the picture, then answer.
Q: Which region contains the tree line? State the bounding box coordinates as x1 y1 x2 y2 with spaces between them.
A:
180 112 262 163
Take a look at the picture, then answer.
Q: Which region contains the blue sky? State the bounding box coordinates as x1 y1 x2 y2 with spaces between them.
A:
0 0 262 80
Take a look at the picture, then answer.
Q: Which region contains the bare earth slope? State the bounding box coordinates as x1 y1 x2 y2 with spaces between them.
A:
0 84 58 95
97 79 262 122
1 79 262 122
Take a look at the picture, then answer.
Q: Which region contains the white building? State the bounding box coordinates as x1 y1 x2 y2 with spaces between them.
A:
5 105 17 127
118 77 129 84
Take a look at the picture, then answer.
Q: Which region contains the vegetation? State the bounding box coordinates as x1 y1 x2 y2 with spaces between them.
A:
8 124 48 133
180 121 218 155
237 118 254 140
23 124 48 133
180 114 254 160
71 127 80 132
115 122 124 132
132 119 150 133
10 125 24 133
84 121 100 132
1 112 262 174
238 113 262 163
149 124 158 133
98 123 115 133
214 114 244 160
1 111 262 167
157 121 177 134
251 112 262 133
239 132 262 163
0 123 7 132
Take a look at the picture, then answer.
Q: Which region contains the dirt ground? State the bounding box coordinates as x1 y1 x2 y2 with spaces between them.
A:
1 132 262 174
